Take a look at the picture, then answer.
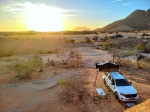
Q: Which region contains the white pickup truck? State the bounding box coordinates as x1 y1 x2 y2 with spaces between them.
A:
96 62 139 102
103 72 138 102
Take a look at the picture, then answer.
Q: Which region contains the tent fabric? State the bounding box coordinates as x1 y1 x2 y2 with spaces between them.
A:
95 62 119 71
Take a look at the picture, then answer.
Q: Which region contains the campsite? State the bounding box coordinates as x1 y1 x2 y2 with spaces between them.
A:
0 32 150 112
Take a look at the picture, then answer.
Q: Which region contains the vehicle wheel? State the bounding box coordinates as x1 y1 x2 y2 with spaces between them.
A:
115 93 120 101
104 79 106 84
104 79 108 87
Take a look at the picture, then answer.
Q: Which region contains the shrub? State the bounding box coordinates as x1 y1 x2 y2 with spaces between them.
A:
115 34 123 38
101 36 108 42
65 39 75 43
102 42 115 50
142 33 149 36
92 35 99 42
57 48 82 67
109 49 134 66
128 36 137 39
70 39 75 43
135 43 144 52
58 71 89 104
37 49 59 54
144 42 150 53
85 37 92 43
0 50 13 57
13 56 43 80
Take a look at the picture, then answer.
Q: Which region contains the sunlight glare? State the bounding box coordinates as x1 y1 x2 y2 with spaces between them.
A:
24 3 64 32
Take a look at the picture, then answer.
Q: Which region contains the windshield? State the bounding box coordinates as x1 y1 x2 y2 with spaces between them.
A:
115 79 131 86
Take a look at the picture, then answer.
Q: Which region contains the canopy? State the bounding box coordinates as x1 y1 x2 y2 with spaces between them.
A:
95 61 119 71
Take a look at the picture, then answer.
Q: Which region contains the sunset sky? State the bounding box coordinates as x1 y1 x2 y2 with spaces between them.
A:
0 0 149 31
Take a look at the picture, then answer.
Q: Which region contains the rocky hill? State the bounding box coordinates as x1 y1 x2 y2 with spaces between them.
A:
125 98 150 112
95 9 150 31
73 26 91 31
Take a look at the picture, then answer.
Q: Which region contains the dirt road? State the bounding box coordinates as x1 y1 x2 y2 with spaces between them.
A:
0 45 112 112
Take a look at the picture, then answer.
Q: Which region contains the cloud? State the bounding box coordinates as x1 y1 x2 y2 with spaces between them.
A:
110 0 123 2
122 3 130 6
1 2 81 18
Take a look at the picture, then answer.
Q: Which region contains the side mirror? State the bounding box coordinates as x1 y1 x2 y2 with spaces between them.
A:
111 82 115 85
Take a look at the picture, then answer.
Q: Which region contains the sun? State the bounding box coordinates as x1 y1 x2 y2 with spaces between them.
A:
24 3 64 32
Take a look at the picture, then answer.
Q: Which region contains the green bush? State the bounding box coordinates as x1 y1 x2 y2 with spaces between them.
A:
135 43 144 52
70 39 75 43
102 42 115 50
37 49 59 54
0 51 13 57
66 39 75 43
13 56 43 80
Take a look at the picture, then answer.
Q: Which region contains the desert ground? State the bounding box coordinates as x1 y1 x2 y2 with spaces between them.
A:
0 32 150 112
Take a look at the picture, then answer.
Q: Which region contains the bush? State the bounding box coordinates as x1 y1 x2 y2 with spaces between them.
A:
13 56 43 80
37 49 59 54
65 39 75 43
92 35 99 42
70 39 75 43
58 71 89 104
142 33 149 36
57 49 82 67
144 42 150 53
101 36 108 42
85 37 92 43
128 36 137 39
115 34 123 38
0 50 13 57
102 42 115 50
109 49 134 66
135 43 144 52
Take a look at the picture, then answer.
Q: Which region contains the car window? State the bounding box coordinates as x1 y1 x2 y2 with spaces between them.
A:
111 78 115 85
104 72 109 76
115 79 131 86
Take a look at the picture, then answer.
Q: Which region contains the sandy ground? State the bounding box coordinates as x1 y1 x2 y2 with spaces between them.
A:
0 43 149 112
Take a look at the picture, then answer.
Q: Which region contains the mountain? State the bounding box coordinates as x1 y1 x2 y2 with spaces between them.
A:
73 26 91 31
95 9 150 31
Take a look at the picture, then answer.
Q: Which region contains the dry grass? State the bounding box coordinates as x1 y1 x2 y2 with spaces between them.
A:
0 32 150 112
0 36 66 57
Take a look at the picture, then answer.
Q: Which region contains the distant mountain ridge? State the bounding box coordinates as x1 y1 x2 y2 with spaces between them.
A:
95 9 150 31
73 26 91 31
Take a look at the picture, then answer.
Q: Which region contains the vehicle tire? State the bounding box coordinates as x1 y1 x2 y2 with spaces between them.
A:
104 79 108 87
104 79 106 84
115 93 120 101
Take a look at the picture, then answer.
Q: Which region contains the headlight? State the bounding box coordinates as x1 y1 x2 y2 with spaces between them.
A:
120 93 126 96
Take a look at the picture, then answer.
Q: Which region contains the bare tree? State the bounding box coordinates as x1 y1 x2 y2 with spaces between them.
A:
47 58 55 66
68 50 82 67
109 49 133 66
57 48 72 65
57 48 82 67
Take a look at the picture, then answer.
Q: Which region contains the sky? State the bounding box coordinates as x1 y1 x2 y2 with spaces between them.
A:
0 0 149 31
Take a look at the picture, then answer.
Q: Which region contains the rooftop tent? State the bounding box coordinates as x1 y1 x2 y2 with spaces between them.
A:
95 62 119 71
